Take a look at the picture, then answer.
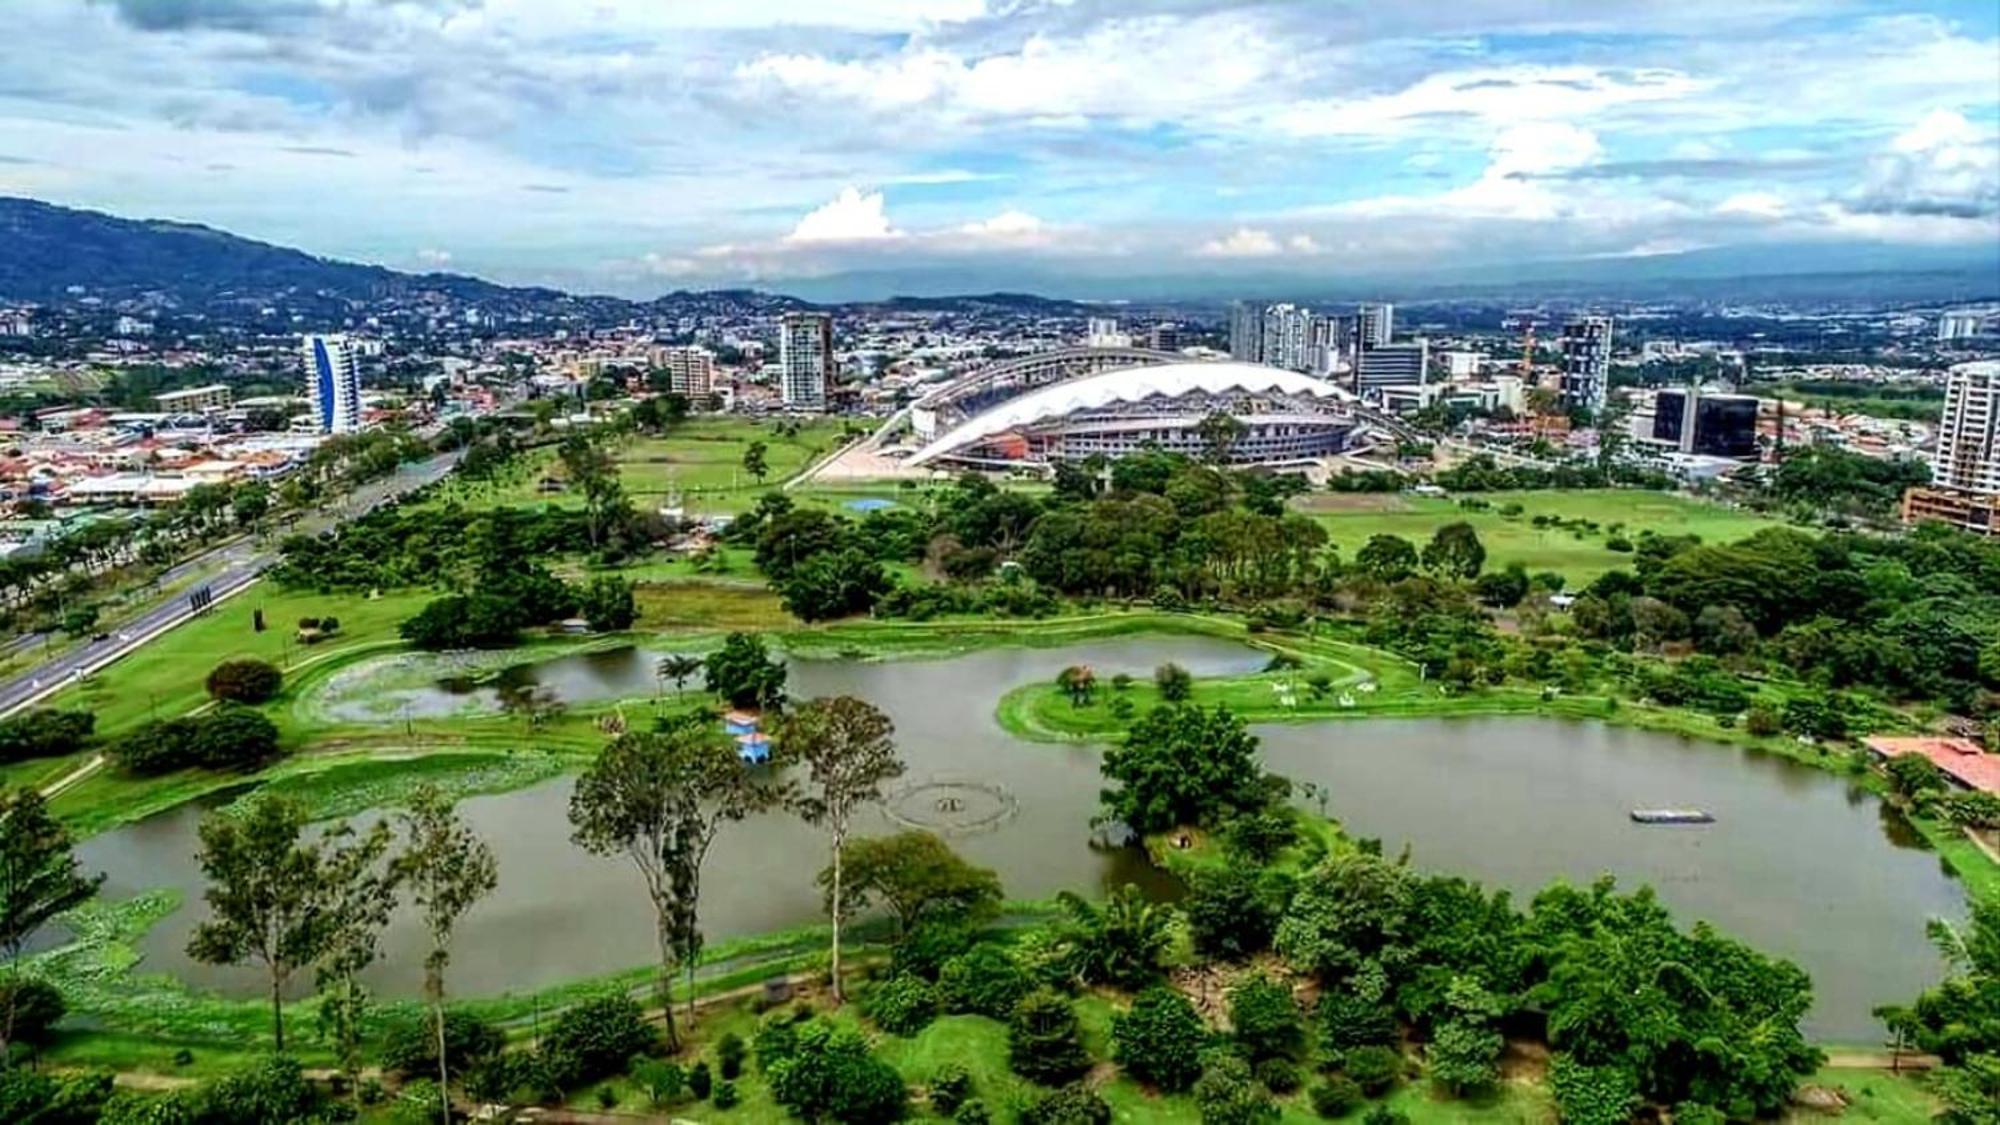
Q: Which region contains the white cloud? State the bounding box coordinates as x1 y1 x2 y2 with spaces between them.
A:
1258 65 1704 141
785 187 901 243
415 247 453 266
1849 109 1998 219
1287 234 1322 253
1716 192 1788 219
1197 227 1284 257
958 209 1046 237
1489 122 1603 178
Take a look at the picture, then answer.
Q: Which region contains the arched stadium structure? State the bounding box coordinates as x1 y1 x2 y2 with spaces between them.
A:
905 345 1185 444
907 361 1366 468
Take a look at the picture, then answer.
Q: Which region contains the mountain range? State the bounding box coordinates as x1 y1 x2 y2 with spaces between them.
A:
2 195 1995 314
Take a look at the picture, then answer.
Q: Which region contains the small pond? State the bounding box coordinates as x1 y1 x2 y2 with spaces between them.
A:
72 637 1963 1041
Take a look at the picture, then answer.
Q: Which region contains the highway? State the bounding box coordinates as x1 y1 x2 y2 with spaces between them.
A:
0 449 462 718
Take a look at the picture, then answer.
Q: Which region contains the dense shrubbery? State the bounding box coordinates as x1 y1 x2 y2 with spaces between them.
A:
0 708 93 764
541 994 656 1087
1009 989 1092 1086
861 973 937 1036
762 1018 907 1124
380 1009 505 1076
109 704 279 774
205 658 282 703
1111 986 1208 1092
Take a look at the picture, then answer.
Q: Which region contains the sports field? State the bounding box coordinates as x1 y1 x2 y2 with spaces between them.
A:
1295 488 1783 583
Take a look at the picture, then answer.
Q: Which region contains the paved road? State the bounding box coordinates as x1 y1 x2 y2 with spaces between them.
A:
0 450 462 718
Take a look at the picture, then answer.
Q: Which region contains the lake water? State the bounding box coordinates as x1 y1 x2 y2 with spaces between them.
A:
72 638 1963 1041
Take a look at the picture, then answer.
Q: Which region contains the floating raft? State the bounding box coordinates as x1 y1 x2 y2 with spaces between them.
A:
1630 808 1715 825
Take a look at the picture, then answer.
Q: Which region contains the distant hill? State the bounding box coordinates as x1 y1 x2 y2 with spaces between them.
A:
0 196 546 307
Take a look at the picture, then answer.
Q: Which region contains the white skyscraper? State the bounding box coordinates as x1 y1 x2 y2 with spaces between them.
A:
1936 361 2000 495
1357 302 1394 349
301 333 362 434
1939 310 1987 342
1558 316 1615 415
656 345 715 396
1228 302 1263 363
779 311 832 410
1085 317 1131 348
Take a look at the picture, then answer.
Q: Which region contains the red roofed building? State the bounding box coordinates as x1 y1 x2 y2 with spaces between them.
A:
1865 736 2000 795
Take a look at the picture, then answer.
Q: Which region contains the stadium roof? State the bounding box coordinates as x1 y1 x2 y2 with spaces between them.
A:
909 361 1354 465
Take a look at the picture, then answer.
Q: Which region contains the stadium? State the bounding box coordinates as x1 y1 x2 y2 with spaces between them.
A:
901 358 1365 469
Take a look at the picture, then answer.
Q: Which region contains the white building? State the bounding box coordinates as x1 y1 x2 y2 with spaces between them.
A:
779 312 832 411
1559 316 1615 415
655 345 715 397
1085 317 1132 348
1440 350 1482 379
1357 339 1430 394
1935 361 2000 494
301 333 363 434
1939 309 1988 342
1357 302 1394 349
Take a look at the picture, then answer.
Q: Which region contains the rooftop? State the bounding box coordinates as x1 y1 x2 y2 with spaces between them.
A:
1865 736 2000 795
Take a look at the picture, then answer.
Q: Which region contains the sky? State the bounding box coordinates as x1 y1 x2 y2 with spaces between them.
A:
0 0 1995 298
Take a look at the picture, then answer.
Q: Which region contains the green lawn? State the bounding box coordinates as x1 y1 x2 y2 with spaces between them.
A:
1296 489 1783 583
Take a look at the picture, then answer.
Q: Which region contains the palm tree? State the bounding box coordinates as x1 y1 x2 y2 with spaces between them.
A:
657 654 704 697
1055 884 1171 989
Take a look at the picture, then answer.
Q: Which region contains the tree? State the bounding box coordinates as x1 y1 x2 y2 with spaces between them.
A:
822 831 1002 938
392 786 499 1121
742 440 770 485
1273 851 1416 985
1009 989 1092 1086
1112 986 1208 1092
1185 866 1285 961
576 575 637 632
0 788 100 1067
1193 1050 1278 1125
231 481 271 528
1100 703 1265 834
1548 1056 1640 1125
1155 662 1193 702
569 727 784 1049
779 548 892 622
313 820 396 1106
1195 411 1249 464
205 659 283 704
1354 535 1419 582
542 993 657 1087
559 434 626 548
765 1019 907 1124
704 632 787 710
186 796 332 1053
1427 1019 1503 1097
657 653 703 696
1022 1083 1112 1125
1055 665 1096 707
1055 884 1173 989
780 696 905 1004
1420 523 1486 580
1884 753 1948 803
1228 974 1304 1062
0 710 94 765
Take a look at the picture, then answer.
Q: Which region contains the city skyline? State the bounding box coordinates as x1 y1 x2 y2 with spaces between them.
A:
0 1 1994 298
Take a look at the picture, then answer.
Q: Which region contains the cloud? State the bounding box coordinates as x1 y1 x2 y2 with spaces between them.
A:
786 186 900 242
415 247 453 267
1197 227 1284 258
522 183 571 194
278 145 356 158
958 209 1045 237
1847 109 1999 219
1715 192 1788 219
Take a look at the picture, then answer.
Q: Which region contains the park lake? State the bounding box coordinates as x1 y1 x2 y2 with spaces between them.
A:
71 637 1963 1043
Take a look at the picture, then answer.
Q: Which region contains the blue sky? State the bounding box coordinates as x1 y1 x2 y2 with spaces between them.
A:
0 0 1994 296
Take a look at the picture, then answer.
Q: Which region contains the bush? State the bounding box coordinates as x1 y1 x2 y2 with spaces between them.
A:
712 1080 739 1110
1316 991 1398 1052
464 1051 560 1104
1009 989 1093 1086
755 1015 802 1072
204 659 282 704
1193 1050 1279 1125
1255 1057 1302 1094
892 920 977 980
595 1084 618 1110
1229 975 1304 1062
0 709 94 764
399 592 530 650
862 973 937 1036
1744 705 1781 737
381 1010 504 1076
937 944 1029 1019
542 994 656 1087
953 1097 993 1124
631 1058 685 1107
929 1063 973 1114
1021 1083 1112 1125
1112 986 1208 1093
766 1020 907 1124
1186 867 1285 961
1310 1075 1364 1118
109 705 281 775
1155 662 1194 702
689 1060 712 1100
1342 1045 1403 1097
1359 1107 1410 1125
0 977 66 1046
716 1031 746 1080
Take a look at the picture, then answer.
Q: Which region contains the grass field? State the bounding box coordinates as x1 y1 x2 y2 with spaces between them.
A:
1295 489 1783 583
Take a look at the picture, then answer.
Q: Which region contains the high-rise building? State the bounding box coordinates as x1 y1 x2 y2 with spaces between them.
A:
655 345 715 397
1228 302 1263 363
1935 361 2000 494
1086 317 1132 348
1357 302 1394 349
1148 323 1183 352
779 312 833 410
1356 339 1429 393
1558 316 1614 415
1260 304 1314 373
1651 388 1759 459
301 333 362 434
1939 310 1987 342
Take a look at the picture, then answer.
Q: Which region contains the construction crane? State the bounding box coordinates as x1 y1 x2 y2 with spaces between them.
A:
1503 315 1541 380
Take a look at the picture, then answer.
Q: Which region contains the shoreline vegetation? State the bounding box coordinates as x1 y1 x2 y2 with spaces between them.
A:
15 610 1996 1087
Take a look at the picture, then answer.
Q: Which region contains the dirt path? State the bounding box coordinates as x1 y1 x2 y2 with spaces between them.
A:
37 752 104 798
1821 1051 1938 1070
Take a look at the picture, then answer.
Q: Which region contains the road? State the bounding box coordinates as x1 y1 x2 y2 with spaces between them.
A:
0 450 462 718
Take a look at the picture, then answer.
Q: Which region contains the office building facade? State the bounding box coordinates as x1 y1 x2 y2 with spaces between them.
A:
1935 361 2000 494
1558 316 1614 415
1357 302 1394 349
1652 388 1759 459
778 312 833 410
154 384 234 414
1228 302 1263 363
301 333 362 434
655 345 715 397
1356 339 1429 394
